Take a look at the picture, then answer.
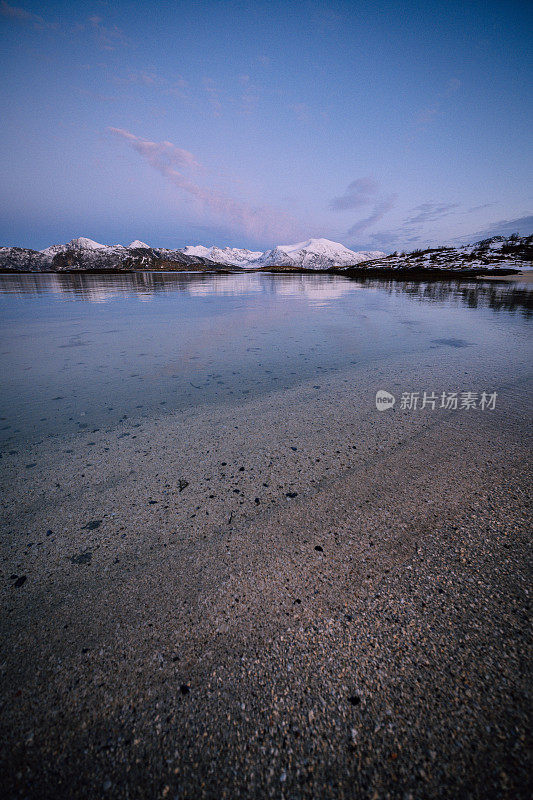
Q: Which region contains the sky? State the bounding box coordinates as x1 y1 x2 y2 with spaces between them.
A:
0 0 532 253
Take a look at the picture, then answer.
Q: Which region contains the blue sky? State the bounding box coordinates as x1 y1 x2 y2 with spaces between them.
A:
0 0 531 252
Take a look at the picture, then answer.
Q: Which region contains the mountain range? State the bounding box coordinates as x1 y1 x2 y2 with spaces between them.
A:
0 237 384 272
0 235 530 273
181 239 384 269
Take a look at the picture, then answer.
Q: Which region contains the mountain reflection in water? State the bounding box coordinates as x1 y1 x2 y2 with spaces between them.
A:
0 272 531 316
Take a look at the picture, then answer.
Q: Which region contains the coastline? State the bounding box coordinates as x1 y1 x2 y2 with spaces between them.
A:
0 265 528 280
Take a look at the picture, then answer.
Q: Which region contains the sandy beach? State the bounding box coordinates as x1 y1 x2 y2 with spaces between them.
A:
2 0 531 795
1 336 531 799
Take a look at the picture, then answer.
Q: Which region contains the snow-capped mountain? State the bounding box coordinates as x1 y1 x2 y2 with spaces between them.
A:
248 238 384 269
181 245 263 268
31 236 384 271
0 236 220 272
180 238 383 269
40 237 114 258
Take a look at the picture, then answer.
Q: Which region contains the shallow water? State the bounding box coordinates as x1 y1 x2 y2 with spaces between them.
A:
0 272 531 444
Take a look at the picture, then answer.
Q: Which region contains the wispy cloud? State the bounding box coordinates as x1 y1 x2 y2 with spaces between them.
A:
0 0 55 29
459 215 533 242
79 88 117 104
109 128 300 241
127 71 161 87
120 69 188 98
330 177 378 211
331 177 395 238
109 128 200 171
359 200 460 249
358 206 531 252
347 195 397 236
88 15 127 50
467 202 497 213
1 5 126 48
404 202 460 227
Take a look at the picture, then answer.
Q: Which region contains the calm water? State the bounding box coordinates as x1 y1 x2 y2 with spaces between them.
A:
0 272 531 444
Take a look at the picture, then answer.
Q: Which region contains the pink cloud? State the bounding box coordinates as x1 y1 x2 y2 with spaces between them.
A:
109 128 201 171
109 128 300 241
0 0 54 29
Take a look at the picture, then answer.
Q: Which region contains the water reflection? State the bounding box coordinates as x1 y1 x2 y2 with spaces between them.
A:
0 272 531 315
0 271 531 445
351 277 533 317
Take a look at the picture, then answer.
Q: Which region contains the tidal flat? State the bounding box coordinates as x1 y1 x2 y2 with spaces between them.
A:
0 273 531 799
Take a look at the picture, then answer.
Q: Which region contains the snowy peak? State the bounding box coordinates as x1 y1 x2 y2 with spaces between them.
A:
67 237 107 250
181 245 262 267
181 238 384 269
252 238 384 269
128 240 150 249
40 237 116 259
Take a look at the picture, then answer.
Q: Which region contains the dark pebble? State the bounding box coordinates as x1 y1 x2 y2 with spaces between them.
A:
178 479 189 492
286 492 298 498
348 695 361 706
82 520 102 530
314 545 323 552
71 553 92 565
14 576 27 587
180 684 190 695
25 463 36 469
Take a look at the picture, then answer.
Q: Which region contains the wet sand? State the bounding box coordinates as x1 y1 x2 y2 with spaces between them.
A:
0 342 531 799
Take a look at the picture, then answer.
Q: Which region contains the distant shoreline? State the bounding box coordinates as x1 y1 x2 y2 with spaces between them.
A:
0 266 528 281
